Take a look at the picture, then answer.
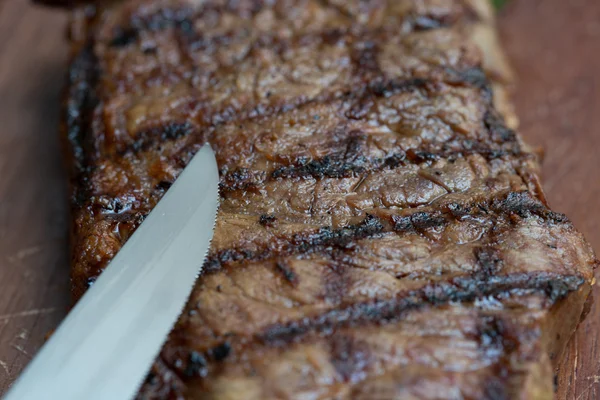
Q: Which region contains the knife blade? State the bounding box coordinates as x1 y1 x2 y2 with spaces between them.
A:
4 144 219 400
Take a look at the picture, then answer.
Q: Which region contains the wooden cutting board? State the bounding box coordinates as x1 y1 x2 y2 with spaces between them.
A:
0 0 598 397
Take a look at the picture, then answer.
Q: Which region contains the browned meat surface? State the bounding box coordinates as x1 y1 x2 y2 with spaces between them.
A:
62 0 597 398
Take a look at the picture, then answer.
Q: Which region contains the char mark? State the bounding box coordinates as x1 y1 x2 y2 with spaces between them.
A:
220 168 266 192
119 65 490 158
392 211 448 233
368 77 429 97
271 135 372 180
451 67 491 92
205 214 385 273
329 334 373 382
259 214 277 227
445 190 569 225
115 66 494 162
122 121 201 155
258 272 584 346
224 139 521 194
483 379 510 400
491 191 568 224
120 76 431 159
108 0 475 48
108 8 195 48
274 261 299 286
183 351 207 378
65 43 100 207
65 43 99 171
209 342 231 362
206 191 566 271
220 78 521 191
474 315 517 399
473 246 504 281
351 39 382 82
109 27 139 47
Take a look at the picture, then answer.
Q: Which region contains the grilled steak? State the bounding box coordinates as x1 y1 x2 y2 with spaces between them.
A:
62 0 597 398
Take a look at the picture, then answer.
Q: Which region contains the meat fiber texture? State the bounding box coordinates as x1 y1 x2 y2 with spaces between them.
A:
62 0 597 398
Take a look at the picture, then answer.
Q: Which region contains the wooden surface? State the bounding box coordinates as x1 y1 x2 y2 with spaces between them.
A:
0 0 598 397
500 1 600 399
0 0 70 395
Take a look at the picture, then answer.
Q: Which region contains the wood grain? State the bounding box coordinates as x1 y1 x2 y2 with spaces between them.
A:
0 0 69 393
499 1 600 398
0 0 598 397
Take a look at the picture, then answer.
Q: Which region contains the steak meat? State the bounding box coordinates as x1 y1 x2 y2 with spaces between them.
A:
62 0 597 398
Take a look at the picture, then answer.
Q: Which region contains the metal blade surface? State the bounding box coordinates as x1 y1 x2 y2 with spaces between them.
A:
5 144 219 400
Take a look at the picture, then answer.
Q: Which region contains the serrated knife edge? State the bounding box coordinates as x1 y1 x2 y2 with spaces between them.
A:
4 144 220 400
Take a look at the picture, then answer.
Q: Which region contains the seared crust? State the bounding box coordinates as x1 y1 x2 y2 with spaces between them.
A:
62 1 597 399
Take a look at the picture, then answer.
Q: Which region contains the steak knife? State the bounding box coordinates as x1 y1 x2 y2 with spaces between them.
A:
5 144 220 400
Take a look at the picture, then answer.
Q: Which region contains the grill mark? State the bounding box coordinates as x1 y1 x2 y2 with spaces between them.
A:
270 135 372 180
274 261 298 287
109 42 493 158
221 137 524 193
178 26 353 67
410 0 482 31
220 168 266 192
85 180 563 272
116 93 321 158
267 142 517 181
483 378 511 400
140 355 186 398
167 243 563 384
120 121 201 155
473 246 504 281
108 6 196 48
107 0 477 49
206 75 515 191
391 211 448 233
65 43 100 207
491 191 568 223
109 27 139 47
475 316 513 400
351 39 382 82
205 213 386 273
367 77 431 96
114 70 442 158
451 66 492 93
96 71 490 199
208 342 232 362
109 14 490 156
167 289 535 386
204 191 570 272
65 45 98 165
256 272 584 347
258 214 277 227
329 334 373 383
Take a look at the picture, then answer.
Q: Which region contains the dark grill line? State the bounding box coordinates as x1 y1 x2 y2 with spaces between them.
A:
166 271 583 382
106 24 494 156
64 43 101 208
204 191 570 272
114 75 436 158
204 213 387 273
220 136 524 193
257 272 584 346
126 71 503 195
107 1 478 49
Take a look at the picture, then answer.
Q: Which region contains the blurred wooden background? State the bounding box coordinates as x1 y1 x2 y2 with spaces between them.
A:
0 0 598 397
